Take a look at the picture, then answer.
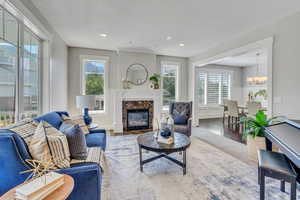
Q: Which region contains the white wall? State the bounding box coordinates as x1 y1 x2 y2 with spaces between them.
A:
10 0 68 112
157 55 189 101
195 64 243 119
241 66 267 107
190 11 300 119
68 47 189 128
68 47 118 127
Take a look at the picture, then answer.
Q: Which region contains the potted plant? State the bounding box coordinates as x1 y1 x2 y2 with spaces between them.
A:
241 110 280 162
149 73 161 89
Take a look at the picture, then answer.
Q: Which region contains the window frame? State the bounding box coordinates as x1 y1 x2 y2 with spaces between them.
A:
0 5 43 123
80 55 109 114
197 69 232 106
161 61 180 110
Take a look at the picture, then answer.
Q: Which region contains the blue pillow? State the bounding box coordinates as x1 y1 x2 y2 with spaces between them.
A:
173 110 188 125
60 122 88 160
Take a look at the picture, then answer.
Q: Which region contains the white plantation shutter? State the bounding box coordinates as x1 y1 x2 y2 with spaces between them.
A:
221 72 230 103
198 71 231 105
207 73 221 104
198 73 206 104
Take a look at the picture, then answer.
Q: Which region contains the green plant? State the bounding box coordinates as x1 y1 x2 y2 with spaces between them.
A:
240 110 279 138
149 73 161 84
254 89 267 100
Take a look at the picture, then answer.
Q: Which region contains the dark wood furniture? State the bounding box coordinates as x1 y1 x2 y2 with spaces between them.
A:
0 174 74 200
258 150 297 200
137 132 191 175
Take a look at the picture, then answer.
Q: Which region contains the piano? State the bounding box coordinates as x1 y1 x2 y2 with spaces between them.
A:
264 119 300 178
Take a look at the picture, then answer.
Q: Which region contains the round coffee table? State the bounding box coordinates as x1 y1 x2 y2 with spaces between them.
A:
137 132 191 175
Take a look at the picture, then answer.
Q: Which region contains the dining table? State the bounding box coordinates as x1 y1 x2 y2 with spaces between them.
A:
219 104 267 114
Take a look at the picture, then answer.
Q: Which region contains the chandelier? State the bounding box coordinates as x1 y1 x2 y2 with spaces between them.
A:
247 53 268 85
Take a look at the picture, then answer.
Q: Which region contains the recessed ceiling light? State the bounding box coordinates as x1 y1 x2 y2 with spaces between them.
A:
179 43 185 47
166 36 172 40
99 33 107 38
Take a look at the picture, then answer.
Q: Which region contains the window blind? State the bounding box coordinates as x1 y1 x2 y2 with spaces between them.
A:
207 73 221 104
198 71 231 105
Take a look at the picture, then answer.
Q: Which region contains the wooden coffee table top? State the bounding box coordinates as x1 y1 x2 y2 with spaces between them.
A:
0 174 74 200
137 132 191 153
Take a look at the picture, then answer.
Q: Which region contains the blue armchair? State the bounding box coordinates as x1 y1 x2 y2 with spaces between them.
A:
0 111 106 200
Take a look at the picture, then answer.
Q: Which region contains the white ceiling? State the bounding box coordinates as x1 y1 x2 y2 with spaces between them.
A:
213 50 267 67
31 0 300 57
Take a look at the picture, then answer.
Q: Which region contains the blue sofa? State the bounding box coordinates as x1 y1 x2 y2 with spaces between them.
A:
0 111 106 200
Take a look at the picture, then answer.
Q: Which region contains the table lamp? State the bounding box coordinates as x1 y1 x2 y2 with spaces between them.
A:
76 95 96 125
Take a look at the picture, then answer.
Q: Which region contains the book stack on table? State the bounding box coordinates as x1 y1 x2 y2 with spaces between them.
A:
15 172 64 200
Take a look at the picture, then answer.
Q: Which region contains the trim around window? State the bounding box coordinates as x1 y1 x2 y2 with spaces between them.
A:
161 61 180 110
79 55 109 114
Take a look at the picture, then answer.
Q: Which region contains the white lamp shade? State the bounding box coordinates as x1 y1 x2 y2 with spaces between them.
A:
76 95 96 109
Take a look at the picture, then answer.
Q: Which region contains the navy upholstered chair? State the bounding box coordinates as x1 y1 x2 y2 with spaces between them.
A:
169 102 193 137
0 111 106 200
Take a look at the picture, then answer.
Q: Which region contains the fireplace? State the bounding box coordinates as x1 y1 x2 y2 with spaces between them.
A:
127 109 149 130
122 100 153 134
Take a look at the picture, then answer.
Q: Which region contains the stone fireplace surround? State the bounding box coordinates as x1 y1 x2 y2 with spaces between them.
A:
122 100 153 134
113 89 162 133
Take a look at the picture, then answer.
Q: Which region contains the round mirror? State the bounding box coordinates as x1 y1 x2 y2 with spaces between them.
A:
126 63 148 85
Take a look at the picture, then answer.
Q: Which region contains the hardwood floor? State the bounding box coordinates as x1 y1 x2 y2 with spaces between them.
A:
198 118 246 144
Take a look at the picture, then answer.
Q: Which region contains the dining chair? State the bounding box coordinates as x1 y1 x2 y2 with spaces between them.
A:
223 99 230 124
227 100 244 130
247 101 262 117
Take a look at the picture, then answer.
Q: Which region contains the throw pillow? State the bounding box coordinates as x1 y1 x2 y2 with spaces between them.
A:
71 147 106 173
173 110 188 125
61 114 90 135
28 121 54 166
7 119 38 144
41 121 71 168
60 122 88 160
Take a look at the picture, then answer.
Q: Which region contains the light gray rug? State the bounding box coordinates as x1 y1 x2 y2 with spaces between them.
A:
102 135 299 200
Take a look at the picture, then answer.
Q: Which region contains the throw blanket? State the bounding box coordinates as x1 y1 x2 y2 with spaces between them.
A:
71 147 107 172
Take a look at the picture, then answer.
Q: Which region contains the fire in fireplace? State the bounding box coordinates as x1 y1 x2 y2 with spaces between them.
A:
127 109 149 130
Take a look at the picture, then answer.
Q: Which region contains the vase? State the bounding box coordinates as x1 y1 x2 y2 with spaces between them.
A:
150 83 159 89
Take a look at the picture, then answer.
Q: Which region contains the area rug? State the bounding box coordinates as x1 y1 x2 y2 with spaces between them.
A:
102 135 299 200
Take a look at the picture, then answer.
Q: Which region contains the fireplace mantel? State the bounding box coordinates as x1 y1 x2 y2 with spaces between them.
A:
112 89 162 133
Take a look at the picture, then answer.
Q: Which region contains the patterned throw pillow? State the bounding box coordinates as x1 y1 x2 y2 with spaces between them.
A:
173 110 188 125
7 119 38 144
28 122 54 166
61 114 90 135
42 121 71 168
60 122 88 160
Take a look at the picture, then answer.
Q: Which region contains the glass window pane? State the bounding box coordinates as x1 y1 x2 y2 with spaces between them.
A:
21 30 40 119
4 11 18 45
0 39 17 127
83 60 105 111
162 63 178 108
163 76 176 107
0 8 3 39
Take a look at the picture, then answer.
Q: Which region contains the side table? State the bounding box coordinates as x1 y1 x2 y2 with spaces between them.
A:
0 174 74 200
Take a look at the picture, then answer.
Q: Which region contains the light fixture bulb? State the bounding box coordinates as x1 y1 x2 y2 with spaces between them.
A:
99 33 107 38
179 43 185 47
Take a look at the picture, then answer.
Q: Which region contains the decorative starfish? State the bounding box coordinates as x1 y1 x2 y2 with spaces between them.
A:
20 157 57 184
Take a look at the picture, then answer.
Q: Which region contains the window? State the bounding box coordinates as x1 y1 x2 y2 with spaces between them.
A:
197 71 231 105
81 59 106 111
161 62 178 109
0 6 42 127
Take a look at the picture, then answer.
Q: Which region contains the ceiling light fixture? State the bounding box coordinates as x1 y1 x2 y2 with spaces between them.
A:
247 53 267 85
179 43 185 47
99 33 107 38
166 36 172 40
